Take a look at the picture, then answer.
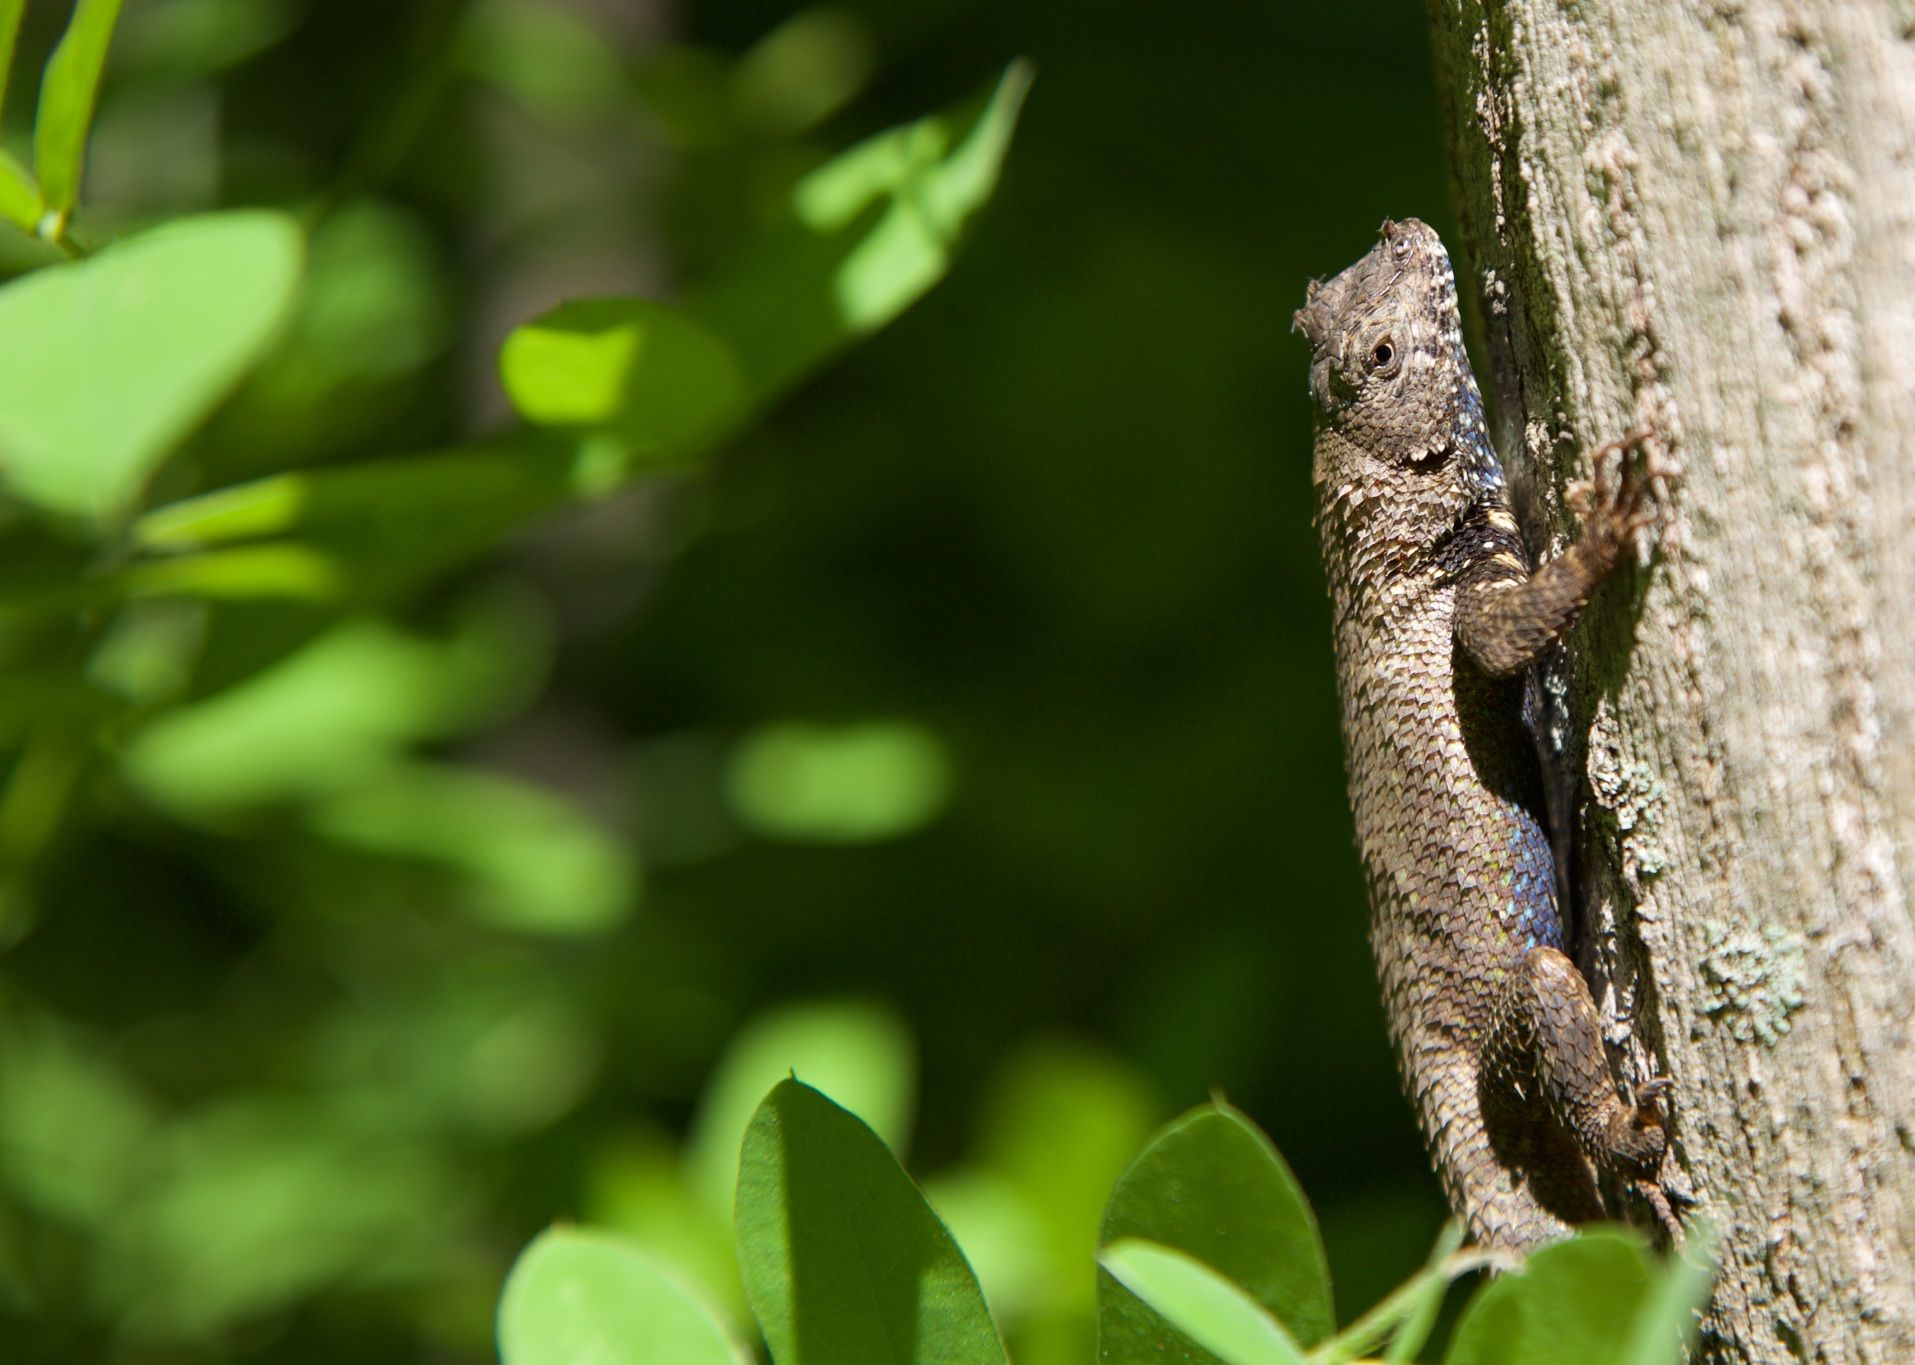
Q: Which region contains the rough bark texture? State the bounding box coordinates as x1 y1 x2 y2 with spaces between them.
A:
1423 1 1915 1360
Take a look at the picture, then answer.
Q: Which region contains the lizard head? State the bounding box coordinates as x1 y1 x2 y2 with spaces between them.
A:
1294 220 1500 551
1292 217 1474 468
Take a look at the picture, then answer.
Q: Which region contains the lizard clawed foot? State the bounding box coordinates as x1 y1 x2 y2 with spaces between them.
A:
1635 1075 1675 1107
1566 427 1676 562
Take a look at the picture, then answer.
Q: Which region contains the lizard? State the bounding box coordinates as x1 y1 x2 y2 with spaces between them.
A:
1292 217 1676 1251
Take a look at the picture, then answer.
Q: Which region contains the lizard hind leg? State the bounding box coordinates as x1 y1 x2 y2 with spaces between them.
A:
1483 946 1670 1180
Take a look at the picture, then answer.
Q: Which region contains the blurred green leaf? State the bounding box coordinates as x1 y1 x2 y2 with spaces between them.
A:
1099 1240 1305 1365
0 0 23 123
726 719 949 843
118 0 301 82
123 609 544 815
33 0 126 217
0 211 302 523
311 762 638 935
0 149 40 234
977 1040 1155 1302
205 199 450 475
735 1078 1006 1365
923 1169 1052 1325
730 8 874 136
686 999 913 1223
1444 1229 1658 1365
462 0 627 124
498 1227 751 1365
132 433 602 596
1099 1101 1333 1359
501 298 745 456
0 1020 155 1224
1620 1222 1717 1365
123 543 346 601
98 1099 461 1340
691 59 1032 398
588 1129 746 1322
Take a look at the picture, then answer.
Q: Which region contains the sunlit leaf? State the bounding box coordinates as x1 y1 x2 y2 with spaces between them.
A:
587 1129 745 1322
33 0 126 216
0 0 24 124
498 1227 751 1365
1099 1101 1333 1359
691 59 1031 398
735 1079 1005 1365
1444 1229 1658 1365
977 1040 1155 1307
123 544 346 602
1100 1239 1305 1365
122 610 545 815
501 298 745 455
726 720 949 843
0 148 39 234
685 999 913 1222
923 1170 1051 1325
0 211 302 523
311 763 638 935
132 434 601 596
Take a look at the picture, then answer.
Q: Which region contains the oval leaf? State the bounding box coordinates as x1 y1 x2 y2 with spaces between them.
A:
0 210 303 523
1099 1102 1333 1361
498 1226 751 1365
735 1078 1005 1365
500 297 744 455
1444 1228 1656 1365
686 1000 914 1223
33 0 124 215
1100 1240 1305 1365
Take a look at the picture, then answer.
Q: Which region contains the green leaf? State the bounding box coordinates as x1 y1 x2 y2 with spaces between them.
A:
132 433 594 597
310 762 638 936
33 0 125 216
1444 1229 1657 1365
1620 1222 1717 1365
122 610 543 816
0 147 40 234
735 1079 1006 1365
0 0 28 126
691 59 1032 400
497 1227 751 1365
1099 1240 1305 1365
974 1041 1155 1307
500 298 745 456
1099 1102 1333 1361
726 720 950 843
0 211 303 524
686 1000 913 1223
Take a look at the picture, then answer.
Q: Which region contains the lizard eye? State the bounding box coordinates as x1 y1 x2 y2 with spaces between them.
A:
1370 340 1395 369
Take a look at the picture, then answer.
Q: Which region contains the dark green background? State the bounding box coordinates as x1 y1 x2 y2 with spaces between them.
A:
1 0 1467 1358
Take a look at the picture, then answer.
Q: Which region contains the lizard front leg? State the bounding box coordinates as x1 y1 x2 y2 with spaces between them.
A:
1455 431 1664 678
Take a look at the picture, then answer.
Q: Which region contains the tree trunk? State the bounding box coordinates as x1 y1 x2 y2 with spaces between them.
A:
1423 1 1915 1360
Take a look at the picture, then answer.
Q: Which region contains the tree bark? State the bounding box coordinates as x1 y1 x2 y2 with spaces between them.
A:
1424 2 1915 1360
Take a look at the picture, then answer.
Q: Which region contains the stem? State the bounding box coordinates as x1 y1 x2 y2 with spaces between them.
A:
1310 1223 1493 1365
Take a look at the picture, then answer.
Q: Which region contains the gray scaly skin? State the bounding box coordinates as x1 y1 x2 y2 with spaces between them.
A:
1293 219 1674 1250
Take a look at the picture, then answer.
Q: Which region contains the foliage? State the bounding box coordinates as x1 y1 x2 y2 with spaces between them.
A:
0 0 1693 1360
498 1073 1716 1364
